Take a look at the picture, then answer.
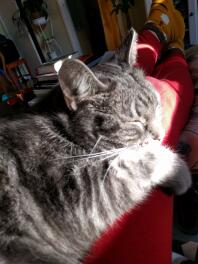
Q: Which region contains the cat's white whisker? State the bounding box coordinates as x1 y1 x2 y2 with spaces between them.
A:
99 159 115 201
100 146 136 178
100 151 121 161
90 136 103 155
53 147 126 162
86 136 103 162
104 160 116 184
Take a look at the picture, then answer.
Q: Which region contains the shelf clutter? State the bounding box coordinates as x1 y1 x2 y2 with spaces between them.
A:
34 53 102 90
0 57 35 110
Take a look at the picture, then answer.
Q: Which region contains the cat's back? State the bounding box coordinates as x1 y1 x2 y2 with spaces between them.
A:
0 112 73 173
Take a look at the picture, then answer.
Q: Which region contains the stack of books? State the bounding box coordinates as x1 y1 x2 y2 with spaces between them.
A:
34 72 58 90
34 53 102 90
34 52 78 90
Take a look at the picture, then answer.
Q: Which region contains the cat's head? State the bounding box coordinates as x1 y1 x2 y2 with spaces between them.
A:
57 29 160 151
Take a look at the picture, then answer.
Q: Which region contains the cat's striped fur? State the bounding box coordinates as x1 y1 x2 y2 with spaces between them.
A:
0 29 191 263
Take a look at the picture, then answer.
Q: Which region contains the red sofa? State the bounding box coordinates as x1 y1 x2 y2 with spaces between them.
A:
84 74 194 264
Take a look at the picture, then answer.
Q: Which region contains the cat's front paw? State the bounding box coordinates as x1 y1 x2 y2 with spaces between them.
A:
150 142 192 195
161 158 192 195
141 140 192 195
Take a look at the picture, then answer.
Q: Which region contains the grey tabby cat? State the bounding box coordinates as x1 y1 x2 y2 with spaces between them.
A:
0 29 191 263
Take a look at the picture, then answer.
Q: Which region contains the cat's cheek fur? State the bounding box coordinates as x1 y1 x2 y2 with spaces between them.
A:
111 146 155 204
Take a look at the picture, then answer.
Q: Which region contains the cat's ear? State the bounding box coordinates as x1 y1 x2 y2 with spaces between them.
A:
56 59 107 111
116 27 137 66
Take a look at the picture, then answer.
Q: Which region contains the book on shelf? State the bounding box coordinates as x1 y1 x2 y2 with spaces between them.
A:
35 79 58 84
36 72 58 82
36 52 80 75
34 82 58 90
34 53 103 90
34 72 58 90
36 62 56 75
36 53 102 75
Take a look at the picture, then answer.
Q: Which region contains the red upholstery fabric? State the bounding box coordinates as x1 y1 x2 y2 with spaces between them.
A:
84 31 194 264
85 190 173 264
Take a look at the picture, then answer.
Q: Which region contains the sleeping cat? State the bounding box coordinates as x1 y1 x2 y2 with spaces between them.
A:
0 29 191 263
